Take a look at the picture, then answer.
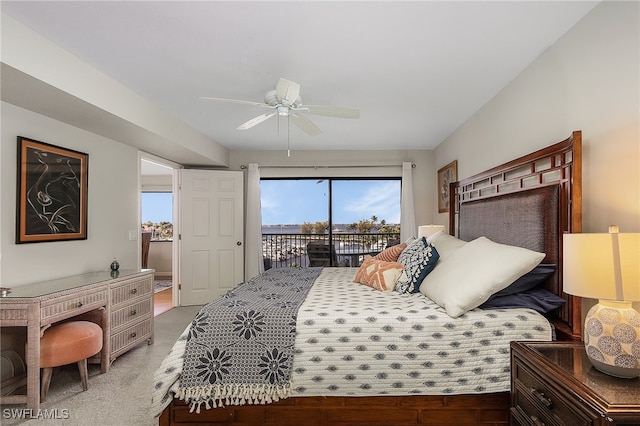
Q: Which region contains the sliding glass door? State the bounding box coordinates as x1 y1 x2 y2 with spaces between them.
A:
261 178 401 268
330 179 401 266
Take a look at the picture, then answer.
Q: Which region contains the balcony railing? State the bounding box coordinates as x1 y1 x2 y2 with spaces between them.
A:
262 232 401 269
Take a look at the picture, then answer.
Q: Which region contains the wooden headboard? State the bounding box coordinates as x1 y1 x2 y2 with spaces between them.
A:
448 131 582 340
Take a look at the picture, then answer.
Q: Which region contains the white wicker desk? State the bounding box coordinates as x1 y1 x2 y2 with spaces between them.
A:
0 269 153 414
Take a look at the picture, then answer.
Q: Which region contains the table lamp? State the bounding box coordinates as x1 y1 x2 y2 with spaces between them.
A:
418 225 445 239
563 226 640 378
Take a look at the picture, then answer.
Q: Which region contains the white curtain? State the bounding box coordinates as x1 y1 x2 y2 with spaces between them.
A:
400 162 417 241
245 163 264 279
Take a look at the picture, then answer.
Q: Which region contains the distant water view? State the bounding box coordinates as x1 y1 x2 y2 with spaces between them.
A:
261 224 378 234
262 224 304 234
261 223 400 268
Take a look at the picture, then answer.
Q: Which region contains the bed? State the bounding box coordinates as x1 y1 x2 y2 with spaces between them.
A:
154 131 582 426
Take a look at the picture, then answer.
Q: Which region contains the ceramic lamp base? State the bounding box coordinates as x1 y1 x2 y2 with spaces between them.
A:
590 358 640 379
584 300 640 379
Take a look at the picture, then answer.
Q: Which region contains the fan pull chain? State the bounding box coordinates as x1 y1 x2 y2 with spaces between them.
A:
287 115 291 157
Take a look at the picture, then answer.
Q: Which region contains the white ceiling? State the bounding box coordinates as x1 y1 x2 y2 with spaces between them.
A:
140 159 174 176
1 1 598 153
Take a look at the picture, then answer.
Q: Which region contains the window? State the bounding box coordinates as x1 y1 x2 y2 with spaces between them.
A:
260 178 401 267
141 192 173 240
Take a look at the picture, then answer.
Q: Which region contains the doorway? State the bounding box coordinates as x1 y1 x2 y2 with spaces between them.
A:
140 155 179 313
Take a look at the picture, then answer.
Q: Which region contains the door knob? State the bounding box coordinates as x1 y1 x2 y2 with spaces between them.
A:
237 241 242 246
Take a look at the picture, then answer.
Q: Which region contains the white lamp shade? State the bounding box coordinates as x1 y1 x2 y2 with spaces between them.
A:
563 232 640 301
418 225 445 239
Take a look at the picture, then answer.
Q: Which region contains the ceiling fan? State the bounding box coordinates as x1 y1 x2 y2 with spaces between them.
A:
200 78 359 137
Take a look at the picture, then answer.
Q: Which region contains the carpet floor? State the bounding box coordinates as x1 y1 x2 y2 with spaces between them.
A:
2 306 201 426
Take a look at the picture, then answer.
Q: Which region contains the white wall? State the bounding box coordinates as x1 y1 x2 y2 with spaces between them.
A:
434 1 640 315
229 149 436 233
434 1 639 235
148 241 172 279
1 102 141 286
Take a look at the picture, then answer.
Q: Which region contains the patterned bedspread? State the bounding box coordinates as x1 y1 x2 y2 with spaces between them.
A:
290 268 552 396
176 267 321 412
151 267 552 418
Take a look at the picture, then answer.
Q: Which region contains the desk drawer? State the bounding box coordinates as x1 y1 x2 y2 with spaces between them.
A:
111 298 153 329
111 276 153 306
40 288 108 323
111 318 153 357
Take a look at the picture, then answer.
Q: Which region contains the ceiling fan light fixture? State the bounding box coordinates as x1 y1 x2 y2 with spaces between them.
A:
277 106 290 116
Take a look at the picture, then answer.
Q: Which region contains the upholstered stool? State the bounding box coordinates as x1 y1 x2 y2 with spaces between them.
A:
39 321 103 401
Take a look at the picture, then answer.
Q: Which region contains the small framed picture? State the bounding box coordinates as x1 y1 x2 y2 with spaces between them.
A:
16 137 89 243
437 160 457 213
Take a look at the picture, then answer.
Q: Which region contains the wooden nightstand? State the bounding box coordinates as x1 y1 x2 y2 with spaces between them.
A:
510 341 640 425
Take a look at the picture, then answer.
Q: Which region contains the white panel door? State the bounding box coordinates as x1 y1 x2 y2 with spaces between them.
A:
179 170 244 305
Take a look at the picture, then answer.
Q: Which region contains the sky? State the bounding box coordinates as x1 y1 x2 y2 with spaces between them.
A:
141 192 173 223
141 179 401 225
261 179 401 225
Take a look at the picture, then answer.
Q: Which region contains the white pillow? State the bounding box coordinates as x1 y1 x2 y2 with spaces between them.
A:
419 236 545 318
426 231 467 260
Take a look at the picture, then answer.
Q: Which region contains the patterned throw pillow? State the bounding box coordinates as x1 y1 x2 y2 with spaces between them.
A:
353 256 404 292
374 242 407 262
397 237 425 266
395 238 440 294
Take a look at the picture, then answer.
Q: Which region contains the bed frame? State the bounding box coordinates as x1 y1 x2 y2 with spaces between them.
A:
159 131 582 426
450 130 582 341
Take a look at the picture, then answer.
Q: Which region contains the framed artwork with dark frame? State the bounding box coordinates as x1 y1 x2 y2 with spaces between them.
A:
437 160 457 213
16 136 89 243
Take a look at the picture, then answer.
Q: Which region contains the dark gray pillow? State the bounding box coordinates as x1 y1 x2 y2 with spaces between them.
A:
479 287 566 313
489 264 556 298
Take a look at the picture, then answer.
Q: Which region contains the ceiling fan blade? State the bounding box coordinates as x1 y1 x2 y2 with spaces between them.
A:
237 111 277 130
304 105 360 119
290 113 322 136
275 78 301 106
200 97 267 108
